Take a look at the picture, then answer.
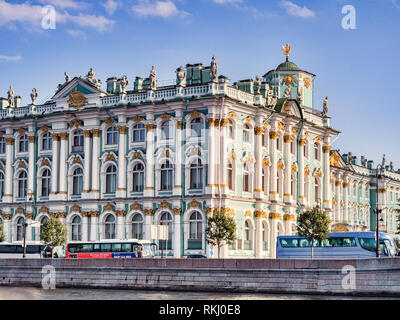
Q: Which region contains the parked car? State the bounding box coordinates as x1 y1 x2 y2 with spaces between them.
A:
186 254 207 259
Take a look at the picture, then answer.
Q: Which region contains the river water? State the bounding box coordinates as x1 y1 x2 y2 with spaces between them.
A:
0 286 395 300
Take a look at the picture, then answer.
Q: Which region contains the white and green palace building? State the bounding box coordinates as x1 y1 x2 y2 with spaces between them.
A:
0 46 399 258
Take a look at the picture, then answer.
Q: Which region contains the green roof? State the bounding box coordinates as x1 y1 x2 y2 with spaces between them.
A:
276 60 300 72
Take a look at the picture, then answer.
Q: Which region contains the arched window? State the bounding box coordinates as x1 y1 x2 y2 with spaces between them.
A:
291 174 296 199
0 172 4 197
42 132 53 151
314 143 319 161
132 123 145 142
190 118 203 138
262 222 268 251
161 121 172 140
16 217 25 241
243 124 251 143
243 163 250 193
19 135 28 153
41 169 51 197
160 212 172 249
106 126 118 145
132 163 144 192
314 178 320 204
190 159 203 189
104 214 116 239
228 161 233 190
18 171 28 198
72 167 83 195
243 220 252 250
73 130 84 152
71 216 82 241
188 211 202 249
131 214 144 240
40 216 48 240
228 120 234 139
262 168 265 192
105 165 117 193
0 137 6 154
303 142 308 158
160 161 173 191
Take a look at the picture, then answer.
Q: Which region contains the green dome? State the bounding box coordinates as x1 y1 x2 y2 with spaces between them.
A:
276 60 300 72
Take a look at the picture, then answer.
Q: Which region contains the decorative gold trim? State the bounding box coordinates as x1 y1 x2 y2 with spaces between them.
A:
189 200 200 208
160 200 171 209
117 126 127 134
284 214 296 221
269 131 279 139
133 116 144 123
59 132 69 141
5 137 14 145
91 129 101 137
254 127 264 135
323 146 331 154
83 130 92 138
145 124 156 131
105 118 115 125
269 213 282 220
244 210 252 218
254 211 267 219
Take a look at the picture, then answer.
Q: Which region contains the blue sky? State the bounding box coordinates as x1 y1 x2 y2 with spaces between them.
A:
1 0 399 168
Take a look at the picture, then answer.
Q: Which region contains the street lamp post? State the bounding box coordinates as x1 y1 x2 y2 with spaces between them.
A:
375 165 383 258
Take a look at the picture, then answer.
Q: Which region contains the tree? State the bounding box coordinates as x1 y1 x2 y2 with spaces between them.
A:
297 206 330 258
0 222 4 243
40 217 67 258
206 210 236 258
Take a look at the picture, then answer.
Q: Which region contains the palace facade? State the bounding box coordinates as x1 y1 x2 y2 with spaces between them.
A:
0 46 399 258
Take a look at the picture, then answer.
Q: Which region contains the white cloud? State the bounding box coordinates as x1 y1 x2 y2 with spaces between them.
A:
66 28 87 38
65 12 116 32
37 0 85 10
213 0 242 4
0 54 22 61
0 0 43 27
101 0 121 15
132 0 189 19
280 0 315 18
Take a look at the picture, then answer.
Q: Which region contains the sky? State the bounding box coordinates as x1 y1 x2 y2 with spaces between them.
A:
0 0 399 168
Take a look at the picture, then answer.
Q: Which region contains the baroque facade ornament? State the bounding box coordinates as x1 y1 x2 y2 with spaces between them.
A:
68 88 86 109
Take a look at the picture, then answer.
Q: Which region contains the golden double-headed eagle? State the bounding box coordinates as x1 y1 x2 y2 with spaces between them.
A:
282 43 291 60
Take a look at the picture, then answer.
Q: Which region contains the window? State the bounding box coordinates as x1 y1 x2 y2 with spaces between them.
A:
132 214 144 240
72 167 83 195
19 135 28 153
41 132 52 151
161 121 172 140
262 222 268 251
18 171 28 198
228 120 234 139
0 137 5 154
160 212 172 250
291 139 296 154
303 142 308 158
243 163 250 193
190 118 203 138
71 216 81 241
0 172 4 197
291 174 296 198
160 161 173 191
16 217 25 241
190 159 203 189
39 216 48 240
104 214 116 239
228 161 233 190
105 165 117 193
132 163 144 192
244 220 252 250
189 212 202 240
132 123 145 142
73 130 84 152
314 143 319 161
243 124 251 143
41 169 51 197
106 126 118 145
314 178 320 204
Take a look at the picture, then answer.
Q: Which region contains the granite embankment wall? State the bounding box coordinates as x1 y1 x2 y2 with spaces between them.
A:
1 258 400 296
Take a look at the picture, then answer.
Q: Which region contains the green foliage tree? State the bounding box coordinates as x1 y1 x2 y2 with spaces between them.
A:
0 222 4 243
297 206 331 258
40 217 67 258
206 211 236 258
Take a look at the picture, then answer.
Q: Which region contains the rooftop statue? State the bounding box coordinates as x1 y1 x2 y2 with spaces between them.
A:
210 56 218 83
254 75 261 95
30 88 38 105
176 66 186 86
86 67 101 89
267 90 278 109
297 87 303 106
150 66 157 90
120 75 128 94
382 154 386 168
283 87 292 99
282 43 291 61
322 96 328 117
7 85 14 108
65 72 70 83
390 161 394 172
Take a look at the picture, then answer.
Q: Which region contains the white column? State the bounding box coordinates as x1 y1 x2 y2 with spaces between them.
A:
255 213 263 258
343 177 349 223
59 133 68 199
220 119 228 194
82 130 92 198
144 122 155 197
3 137 14 202
299 137 306 205
283 131 292 203
145 214 152 241
2 217 10 242
90 214 98 241
82 215 89 241
50 134 60 196
206 118 216 194
335 174 341 222
173 212 181 258
323 144 332 210
254 126 264 199
27 135 35 200
91 129 100 197
173 118 183 196
269 217 278 259
269 124 279 201
116 125 127 198
26 216 32 241
117 213 125 239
